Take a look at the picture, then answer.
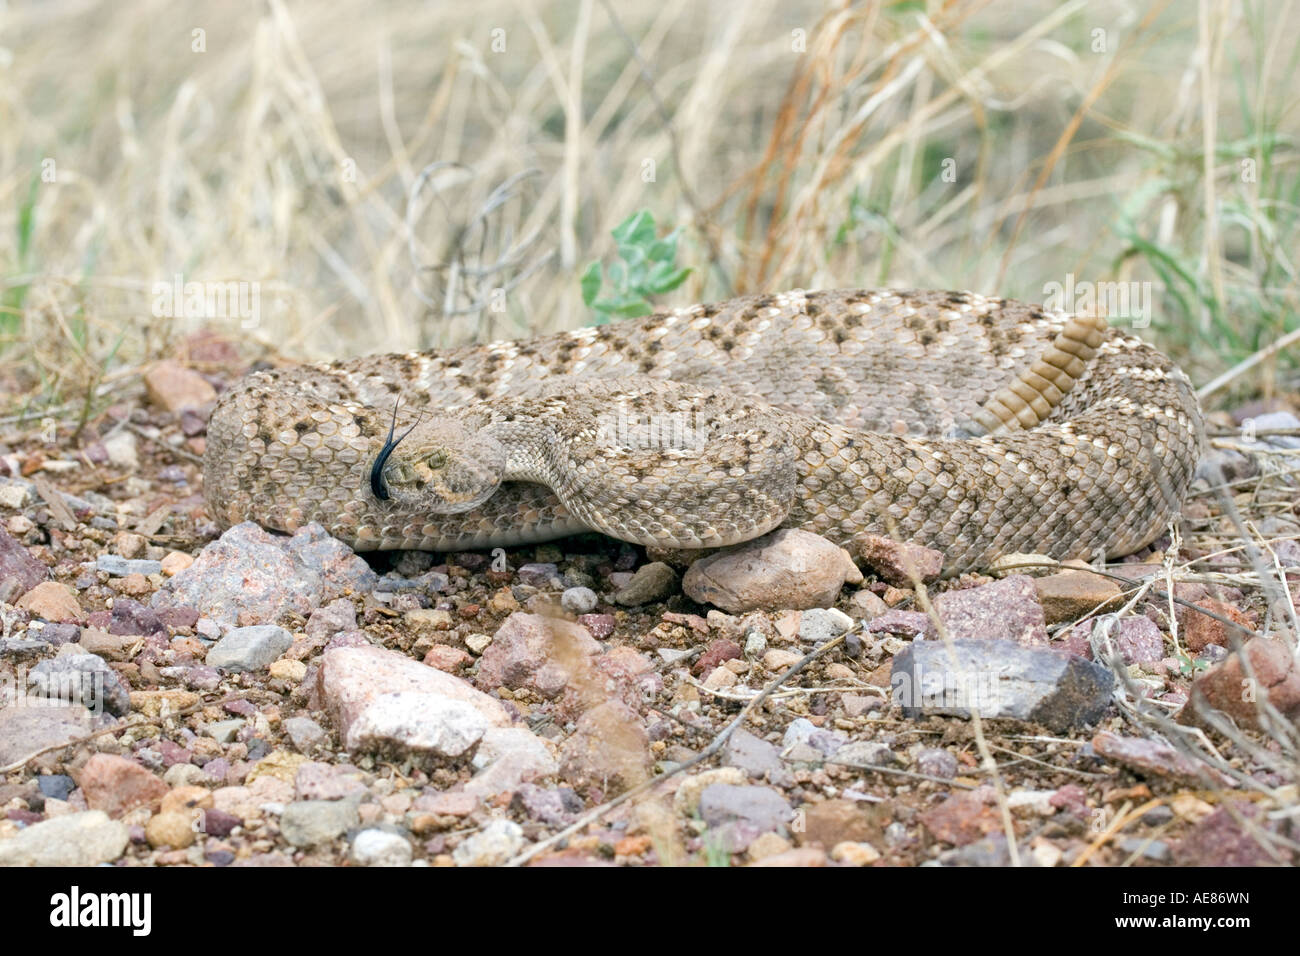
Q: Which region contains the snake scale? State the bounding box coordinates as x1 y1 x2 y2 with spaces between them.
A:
203 289 1205 575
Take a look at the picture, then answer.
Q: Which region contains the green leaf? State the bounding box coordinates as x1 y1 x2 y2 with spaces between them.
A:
579 261 602 307
647 229 680 263
611 210 656 249
594 294 652 318
644 263 692 295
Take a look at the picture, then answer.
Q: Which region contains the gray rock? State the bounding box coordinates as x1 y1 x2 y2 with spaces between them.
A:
284 716 328 753
205 719 245 743
28 653 131 716
346 691 488 757
781 717 846 754
511 783 581 826
205 624 293 671
697 783 793 833
95 555 163 577
154 521 377 627
465 726 557 797
891 639 1115 731
278 799 360 847
0 810 128 866
830 740 896 766
452 818 524 866
350 828 412 866
0 702 100 766
723 728 784 778
517 563 562 588
798 607 854 644
612 562 679 606
915 747 959 779
560 586 598 615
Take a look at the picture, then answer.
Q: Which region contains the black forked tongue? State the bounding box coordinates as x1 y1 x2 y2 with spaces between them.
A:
370 401 421 501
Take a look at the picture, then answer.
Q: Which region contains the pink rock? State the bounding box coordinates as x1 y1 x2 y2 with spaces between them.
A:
850 534 943 587
682 529 862 613
931 575 1048 646
474 613 600 699
77 754 169 818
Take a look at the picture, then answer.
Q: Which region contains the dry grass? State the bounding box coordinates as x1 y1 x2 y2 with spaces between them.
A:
1 0 1296 405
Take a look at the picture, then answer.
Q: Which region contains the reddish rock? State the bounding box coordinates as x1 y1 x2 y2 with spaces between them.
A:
474 613 601 698
559 646 661 722
0 527 49 598
1034 570 1123 624
919 790 1002 846
850 534 943 587
692 638 742 676
77 754 169 818
1183 599 1255 653
1091 731 1233 786
1186 637 1300 730
793 798 876 848
682 529 862 613
1173 801 1292 866
931 575 1048 646
558 701 650 795
143 360 217 412
1070 616 1165 665
423 645 473 673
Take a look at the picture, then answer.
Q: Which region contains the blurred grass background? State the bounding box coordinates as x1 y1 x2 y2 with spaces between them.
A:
0 0 1297 421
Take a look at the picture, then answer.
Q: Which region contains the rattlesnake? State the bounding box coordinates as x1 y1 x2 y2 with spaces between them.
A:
204 289 1204 574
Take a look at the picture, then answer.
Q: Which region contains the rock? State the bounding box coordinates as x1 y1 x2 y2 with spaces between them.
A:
465 727 558 798
28 653 132 716
747 847 828 867
558 646 661 722
682 529 862 613
269 659 307 682
693 638 742 676
0 702 99 766
160 551 195 577
279 799 360 848
782 717 845 754
1034 570 1123 624
1172 801 1290 866
931 575 1048 645
798 607 854 644
831 841 881 865
423 645 473 673
561 587 598 615
919 790 1001 846
891 639 1115 731
762 649 804 671
698 784 793 833
96 555 163 577
0 810 128 866
143 360 217 411
723 729 784 779
794 798 875 846
15 581 83 623
612 562 679 606
78 628 132 661
155 522 377 627
866 609 935 640
77 753 169 817
516 562 561 588
1071 616 1165 665
1092 731 1232 786
851 534 943 587
37 774 76 801
558 700 650 794
294 762 366 801
474 613 600 698
317 645 511 756
452 819 524 866
914 748 958 779
351 828 413 866
283 716 328 753
1186 636 1300 730
1183 599 1254 653
205 624 294 671
830 740 895 767
847 589 889 620
0 526 49 596
346 692 489 758
511 784 580 826
108 597 165 636
145 811 196 849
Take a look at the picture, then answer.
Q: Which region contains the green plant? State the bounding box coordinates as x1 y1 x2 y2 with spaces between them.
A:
580 210 692 324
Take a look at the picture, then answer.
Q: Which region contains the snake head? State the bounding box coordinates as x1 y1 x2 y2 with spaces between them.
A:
371 414 505 513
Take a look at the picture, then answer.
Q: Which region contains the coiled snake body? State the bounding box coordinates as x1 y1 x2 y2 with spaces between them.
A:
204 289 1204 574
